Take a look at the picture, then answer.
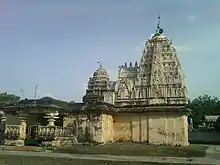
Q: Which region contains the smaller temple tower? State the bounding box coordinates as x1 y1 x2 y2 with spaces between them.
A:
83 64 115 104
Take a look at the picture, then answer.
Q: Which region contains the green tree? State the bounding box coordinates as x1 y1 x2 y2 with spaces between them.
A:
0 92 20 107
188 94 220 128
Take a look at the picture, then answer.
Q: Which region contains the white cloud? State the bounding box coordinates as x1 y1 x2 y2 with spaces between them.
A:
188 15 196 21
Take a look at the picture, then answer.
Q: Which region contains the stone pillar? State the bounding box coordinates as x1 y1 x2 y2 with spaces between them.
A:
17 113 28 146
19 117 27 140
44 111 59 126
47 118 55 126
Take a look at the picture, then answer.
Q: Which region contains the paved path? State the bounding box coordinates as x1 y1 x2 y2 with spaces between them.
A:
0 150 218 164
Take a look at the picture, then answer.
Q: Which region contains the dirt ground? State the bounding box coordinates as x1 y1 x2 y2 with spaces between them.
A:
0 155 198 165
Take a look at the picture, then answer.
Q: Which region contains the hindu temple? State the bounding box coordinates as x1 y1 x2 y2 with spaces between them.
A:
0 16 189 147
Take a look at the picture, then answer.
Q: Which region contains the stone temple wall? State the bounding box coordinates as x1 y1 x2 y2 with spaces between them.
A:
102 114 114 143
62 111 189 146
63 113 114 144
113 112 188 146
2 110 188 146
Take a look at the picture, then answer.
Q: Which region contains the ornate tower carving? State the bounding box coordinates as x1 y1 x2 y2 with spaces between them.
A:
136 15 188 105
83 64 115 104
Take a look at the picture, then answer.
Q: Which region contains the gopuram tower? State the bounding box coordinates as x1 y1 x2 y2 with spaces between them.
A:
115 15 188 107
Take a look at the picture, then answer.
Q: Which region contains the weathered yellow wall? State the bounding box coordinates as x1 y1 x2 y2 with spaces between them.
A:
148 113 188 146
63 114 104 143
113 112 188 146
89 115 103 143
113 113 132 142
63 111 188 146
102 114 113 143
113 113 148 142
148 113 180 145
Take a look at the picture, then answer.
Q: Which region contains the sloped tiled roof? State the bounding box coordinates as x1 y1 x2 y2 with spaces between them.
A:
2 97 116 114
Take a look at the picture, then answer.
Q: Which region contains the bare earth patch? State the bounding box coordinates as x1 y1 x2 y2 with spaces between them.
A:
2 146 41 151
54 142 207 157
0 155 200 165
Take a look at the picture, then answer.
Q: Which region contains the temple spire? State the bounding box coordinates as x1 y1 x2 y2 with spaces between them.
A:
152 13 163 38
156 13 160 33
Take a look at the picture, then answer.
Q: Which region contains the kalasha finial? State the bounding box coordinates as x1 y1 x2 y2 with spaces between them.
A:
151 13 163 38
97 61 102 67
156 13 160 32
156 13 163 35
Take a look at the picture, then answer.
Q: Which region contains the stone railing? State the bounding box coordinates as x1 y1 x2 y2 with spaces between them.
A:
4 125 20 140
31 125 76 141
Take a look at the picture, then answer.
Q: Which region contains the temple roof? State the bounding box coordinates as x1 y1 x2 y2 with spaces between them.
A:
2 97 116 114
21 97 68 107
2 96 189 114
75 102 117 114
3 97 69 111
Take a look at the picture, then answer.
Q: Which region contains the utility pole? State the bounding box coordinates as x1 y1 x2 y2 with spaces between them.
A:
34 84 38 99
20 88 24 100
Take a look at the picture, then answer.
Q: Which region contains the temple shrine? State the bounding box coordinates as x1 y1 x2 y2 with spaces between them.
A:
0 16 189 147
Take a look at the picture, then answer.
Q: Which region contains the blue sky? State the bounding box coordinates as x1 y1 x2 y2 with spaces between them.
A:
0 0 219 102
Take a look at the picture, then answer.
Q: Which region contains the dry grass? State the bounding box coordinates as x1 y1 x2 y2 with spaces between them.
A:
54 142 207 157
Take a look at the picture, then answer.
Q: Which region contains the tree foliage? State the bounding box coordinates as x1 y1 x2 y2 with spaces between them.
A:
0 92 20 102
0 92 20 108
188 94 220 128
